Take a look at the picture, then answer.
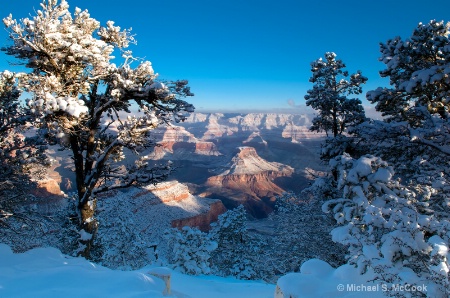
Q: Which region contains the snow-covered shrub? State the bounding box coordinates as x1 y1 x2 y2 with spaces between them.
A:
211 205 247 243
93 196 151 270
0 200 59 252
265 190 345 277
165 226 217 275
210 205 257 279
319 134 362 163
333 20 450 296
324 154 449 297
367 20 450 125
352 19 450 236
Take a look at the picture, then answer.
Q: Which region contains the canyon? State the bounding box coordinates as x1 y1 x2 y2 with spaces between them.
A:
41 112 325 230
98 181 226 236
204 146 294 217
145 112 325 218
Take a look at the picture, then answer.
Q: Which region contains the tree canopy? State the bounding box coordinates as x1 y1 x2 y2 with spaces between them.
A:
0 70 48 232
318 20 450 296
2 0 194 257
305 52 367 138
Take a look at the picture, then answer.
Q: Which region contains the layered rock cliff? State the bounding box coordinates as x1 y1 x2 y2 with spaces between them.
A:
171 200 227 231
183 112 324 142
195 141 221 156
205 147 294 218
123 181 226 233
220 146 293 175
38 112 323 230
149 126 221 160
201 113 238 139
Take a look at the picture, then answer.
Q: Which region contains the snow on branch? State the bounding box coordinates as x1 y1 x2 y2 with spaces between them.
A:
2 0 195 258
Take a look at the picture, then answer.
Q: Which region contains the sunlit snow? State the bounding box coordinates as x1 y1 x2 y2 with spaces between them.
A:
0 244 275 298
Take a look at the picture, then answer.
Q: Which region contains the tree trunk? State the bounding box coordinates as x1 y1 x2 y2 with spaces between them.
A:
332 103 338 138
78 198 97 258
69 134 98 258
333 114 338 138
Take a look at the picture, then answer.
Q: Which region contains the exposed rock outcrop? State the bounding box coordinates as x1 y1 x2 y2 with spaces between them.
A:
132 180 191 203
125 181 226 233
205 147 294 218
171 200 227 231
201 113 237 140
40 112 324 229
30 179 63 198
148 126 221 159
243 132 267 146
182 112 324 142
195 141 221 156
219 146 293 175
281 122 319 142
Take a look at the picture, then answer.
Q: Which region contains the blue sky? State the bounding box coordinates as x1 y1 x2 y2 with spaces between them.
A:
1 0 450 114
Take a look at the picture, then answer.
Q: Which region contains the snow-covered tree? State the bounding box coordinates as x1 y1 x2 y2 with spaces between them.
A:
0 70 27 225
93 196 150 270
0 70 48 234
305 52 367 138
360 20 450 173
309 21 450 297
210 205 257 279
367 20 450 125
165 226 217 275
211 205 247 245
324 154 449 297
350 22 450 281
264 190 345 279
2 0 194 257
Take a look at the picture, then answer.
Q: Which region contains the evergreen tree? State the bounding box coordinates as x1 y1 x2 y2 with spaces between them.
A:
165 226 217 275
354 20 450 263
0 70 48 238
355 20 450 182
324 154 449 297
94 197 150 270
265 190 345 278
305 52 367 138
2 0 194 257
367 20 450 124
295 21 450 296
210 205 257 279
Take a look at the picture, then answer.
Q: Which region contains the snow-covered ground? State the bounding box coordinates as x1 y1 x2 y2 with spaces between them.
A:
0 244 274 298
1 243 436 297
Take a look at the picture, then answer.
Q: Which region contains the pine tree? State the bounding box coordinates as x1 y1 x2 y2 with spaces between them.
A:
94 197 150 270
305 52 367 138
358 20 450 173
367 20 450 124
266 190 345 278
165 226 217 275
210 205 257 279
324 154 449 297
0 70 48 237
2 0 194 257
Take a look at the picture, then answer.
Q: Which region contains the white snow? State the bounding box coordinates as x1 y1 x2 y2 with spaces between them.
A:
4 243 432 298
276 259 385 298
429 235 449 256
369 167 392 183
149 81 166 90
27 94 88 118
346 156 374 184
79 229 93 241
0 244 275 298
